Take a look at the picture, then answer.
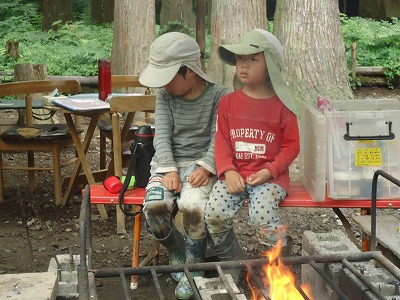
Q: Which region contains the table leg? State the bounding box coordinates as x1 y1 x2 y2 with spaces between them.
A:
62 114 108 220
360 208 371 251
66 114 96 182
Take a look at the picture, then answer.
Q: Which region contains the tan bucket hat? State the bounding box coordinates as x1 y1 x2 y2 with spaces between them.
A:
140 32 213 88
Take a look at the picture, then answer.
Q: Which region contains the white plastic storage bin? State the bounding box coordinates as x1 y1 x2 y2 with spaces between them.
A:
300 102 327 202
326 99 400 199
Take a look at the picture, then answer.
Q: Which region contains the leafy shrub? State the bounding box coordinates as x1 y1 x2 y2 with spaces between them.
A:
0 0 112 77
341 15 400 87
0 19 112 76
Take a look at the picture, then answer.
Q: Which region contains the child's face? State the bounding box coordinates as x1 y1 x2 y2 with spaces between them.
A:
164 69 196 98
235 52 269 87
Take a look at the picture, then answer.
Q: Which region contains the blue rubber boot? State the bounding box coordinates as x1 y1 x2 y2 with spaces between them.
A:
150 224 186 282
175 235 206 300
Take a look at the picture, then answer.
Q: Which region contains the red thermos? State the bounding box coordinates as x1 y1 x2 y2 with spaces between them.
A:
98 58 111 100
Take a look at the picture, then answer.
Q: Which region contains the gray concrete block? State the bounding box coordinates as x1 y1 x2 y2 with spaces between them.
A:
301 230 400 300
48 254 81 272
0 272 58 300
48 254 81 298
340 266 400 300
302 230 359 256
301 230 360 300
194 275 247 300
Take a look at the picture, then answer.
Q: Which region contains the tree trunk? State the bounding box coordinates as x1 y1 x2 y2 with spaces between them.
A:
6 40 20 60
104 0 115 22
160 0 196 30
359 0 400 19
385 0 400 18
91 0 103 24
111 0 156 86
196 0 206 70
42 0 73 31
13 63 58 125
208 0 266 90
274 0 353 109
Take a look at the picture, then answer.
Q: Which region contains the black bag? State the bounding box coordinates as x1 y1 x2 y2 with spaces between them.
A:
118 125 154 217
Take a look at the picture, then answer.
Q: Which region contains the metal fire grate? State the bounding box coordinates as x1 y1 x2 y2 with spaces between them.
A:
77 250 400 300
78 172 400 300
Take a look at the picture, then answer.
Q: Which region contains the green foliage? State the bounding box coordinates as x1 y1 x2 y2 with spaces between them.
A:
72 0 91 21
0 17 112 76
0 0 40 23
0 6 399 86
341 15 400 87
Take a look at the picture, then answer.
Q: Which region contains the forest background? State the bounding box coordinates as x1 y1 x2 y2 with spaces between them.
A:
0 0 399 89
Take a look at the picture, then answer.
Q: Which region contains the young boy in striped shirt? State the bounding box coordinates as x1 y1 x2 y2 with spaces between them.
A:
139 32 227 299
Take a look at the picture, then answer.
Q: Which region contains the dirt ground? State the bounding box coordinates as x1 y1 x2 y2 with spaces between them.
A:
0 86 399 299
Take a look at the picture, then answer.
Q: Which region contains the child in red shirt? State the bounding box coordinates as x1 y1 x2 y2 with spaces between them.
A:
205 29 300 265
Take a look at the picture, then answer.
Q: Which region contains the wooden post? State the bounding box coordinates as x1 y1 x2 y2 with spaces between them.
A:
5 40 20 60
360 208 371 251
351 42 357 90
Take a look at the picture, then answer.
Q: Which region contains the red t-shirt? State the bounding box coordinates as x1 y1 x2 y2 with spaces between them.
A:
215 89 300 192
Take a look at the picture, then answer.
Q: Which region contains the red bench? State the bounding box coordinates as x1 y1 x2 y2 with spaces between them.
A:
281 181 399 209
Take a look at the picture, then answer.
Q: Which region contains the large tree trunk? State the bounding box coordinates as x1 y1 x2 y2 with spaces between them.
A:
91 0 103 24
359 0 400 19
111 1 155 82
160 0 196 30
274 0 353 108
14 63 58 125
42 0 73 31
208 0 266 91
104 0 115 22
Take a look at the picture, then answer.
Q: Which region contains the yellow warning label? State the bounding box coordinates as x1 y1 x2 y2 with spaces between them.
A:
355 148 382 167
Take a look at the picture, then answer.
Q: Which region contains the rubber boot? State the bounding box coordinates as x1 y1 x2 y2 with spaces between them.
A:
149 223 186 282
175 236 207 300
207 229 247 283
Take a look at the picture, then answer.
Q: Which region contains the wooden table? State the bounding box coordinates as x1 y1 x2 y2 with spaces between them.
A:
50 95 153 221
65 110 110 220
45 101 110 220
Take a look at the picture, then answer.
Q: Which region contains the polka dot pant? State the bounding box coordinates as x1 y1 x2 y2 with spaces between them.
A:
205 180 287 245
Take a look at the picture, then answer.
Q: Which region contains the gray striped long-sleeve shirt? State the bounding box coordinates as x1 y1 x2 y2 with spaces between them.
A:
152 83 228 175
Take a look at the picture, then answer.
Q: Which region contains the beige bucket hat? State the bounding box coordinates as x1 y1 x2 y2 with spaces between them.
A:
140 32 213 88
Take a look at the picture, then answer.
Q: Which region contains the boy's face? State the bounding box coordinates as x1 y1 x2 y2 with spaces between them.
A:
164 68 196 97
235 52 269 87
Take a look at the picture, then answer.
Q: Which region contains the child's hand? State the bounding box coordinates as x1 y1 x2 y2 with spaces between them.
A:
189 166 210 188
163 171 182 193
246 169 271 186
225 170 245 194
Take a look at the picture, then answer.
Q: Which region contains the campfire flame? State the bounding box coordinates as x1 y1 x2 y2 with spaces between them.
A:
247 240 313 300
